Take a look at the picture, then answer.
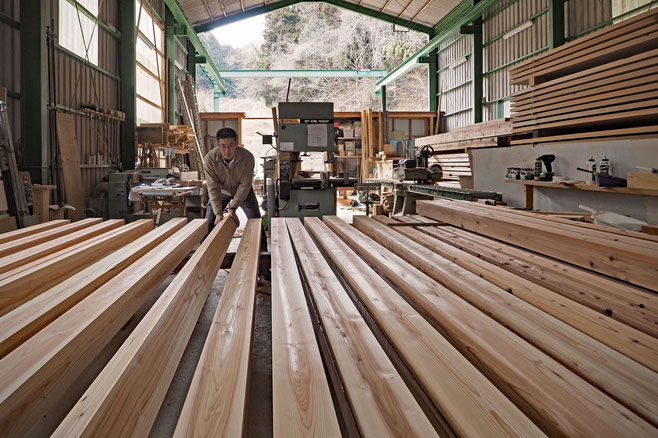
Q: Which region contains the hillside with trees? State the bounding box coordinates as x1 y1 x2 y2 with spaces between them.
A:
196 3 429 112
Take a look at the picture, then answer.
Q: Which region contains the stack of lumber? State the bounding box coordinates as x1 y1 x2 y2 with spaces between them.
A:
509 8 658 143
428 152 471 181
2 214 657 437
415 119 512 152
137 123 196 153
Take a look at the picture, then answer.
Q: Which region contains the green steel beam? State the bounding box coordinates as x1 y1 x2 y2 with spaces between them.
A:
433 0 475 33
121 0 136 170
217 69 388 78
483 7 548 47
566 0 658 41
165 7 176 123
186 39 196 82
163 0 226 91
20 0 48 184
548 0 565 49
193 0 434 35
63 0 121 39
375 0 503 90
427 47 438 112
472 10 483 123
0 11 20 29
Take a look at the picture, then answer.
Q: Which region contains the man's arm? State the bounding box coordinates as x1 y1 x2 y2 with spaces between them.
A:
204 156 224 217
229 153 255 210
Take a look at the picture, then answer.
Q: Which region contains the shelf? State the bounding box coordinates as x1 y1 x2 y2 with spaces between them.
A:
80 164 112 169
506 179 658 196
338 137 362 141
335 155 361 159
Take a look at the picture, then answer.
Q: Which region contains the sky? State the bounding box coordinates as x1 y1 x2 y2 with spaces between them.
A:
211 15 266 48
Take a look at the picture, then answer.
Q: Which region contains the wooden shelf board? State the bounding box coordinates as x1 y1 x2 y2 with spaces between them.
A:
506 179 658 196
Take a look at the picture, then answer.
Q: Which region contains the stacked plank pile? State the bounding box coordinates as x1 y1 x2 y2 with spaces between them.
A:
509 8 658 144
428 152 471 181
415 119 512 152
136 123 196 153
2 213 657 437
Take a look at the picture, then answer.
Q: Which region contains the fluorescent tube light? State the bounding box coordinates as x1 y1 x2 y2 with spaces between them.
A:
450 56 469 69
503 20 533 40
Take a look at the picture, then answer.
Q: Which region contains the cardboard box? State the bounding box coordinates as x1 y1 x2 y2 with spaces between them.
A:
346 150 356 156
354 127 362 138
383 144 394 155
341 128 354 138
344 141 356 150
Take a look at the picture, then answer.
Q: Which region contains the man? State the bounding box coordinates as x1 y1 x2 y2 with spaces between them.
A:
204 127 267 252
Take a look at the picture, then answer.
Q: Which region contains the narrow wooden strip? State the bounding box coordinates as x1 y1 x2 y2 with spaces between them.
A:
287 218 438 438
417 199 658 290
306 218 542 437
54 218 237 438
0 220 70 244
509 125 658 144
0 220 206 437
413 218 658 338
0 219 125 277
270 219 341 438
0 219 154 318
325 216 655 437
0 219 96 256
357 216 658 425
0 218 185 359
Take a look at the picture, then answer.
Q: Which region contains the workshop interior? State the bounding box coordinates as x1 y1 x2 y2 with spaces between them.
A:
0 1 657 437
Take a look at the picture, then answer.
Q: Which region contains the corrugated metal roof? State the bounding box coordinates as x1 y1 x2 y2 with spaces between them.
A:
180 0 462 31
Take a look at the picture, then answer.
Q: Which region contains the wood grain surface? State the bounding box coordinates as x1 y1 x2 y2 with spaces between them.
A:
270 219 341 438
0 218 101 257
0 220 70 245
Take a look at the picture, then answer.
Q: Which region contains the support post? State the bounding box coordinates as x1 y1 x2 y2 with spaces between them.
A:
213 84 220 112
186 40 196 82
381 85 388 147
121 0 136 170
472 18 483 123
20 0 48 184
427 46 438 112
165 7 176 124
549 0 566 49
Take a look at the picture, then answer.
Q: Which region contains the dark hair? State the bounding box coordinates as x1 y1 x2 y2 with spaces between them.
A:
216 127 238 142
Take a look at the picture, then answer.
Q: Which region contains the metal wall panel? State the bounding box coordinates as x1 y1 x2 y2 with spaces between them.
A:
482 0 548 121
437 32 473 131
0 1 21 140
565 0 612 38
49 0 121 199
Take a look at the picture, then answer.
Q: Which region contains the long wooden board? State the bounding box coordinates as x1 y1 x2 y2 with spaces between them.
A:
0 219 123 281
287 218 438 437
510 125 658 145
417 199 658 290
412 219 658 338
324 216 655 437
0 220 206 437
0 219 154 318
55 113 85 220
0 220 69 245
355 216 658 425
54 218 237 438
0 218 185 359
0 218 101 257
306 218 542 437
270 219 341 438
173 219 259 437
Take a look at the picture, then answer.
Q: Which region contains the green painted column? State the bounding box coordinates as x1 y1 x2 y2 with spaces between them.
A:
20 0 48 184
120 0 136 170
428 46 438 112
549 0 566 49
472 18 483 123
165 7 176 123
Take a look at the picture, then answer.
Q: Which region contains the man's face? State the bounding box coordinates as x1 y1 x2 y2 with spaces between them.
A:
217 137 237 160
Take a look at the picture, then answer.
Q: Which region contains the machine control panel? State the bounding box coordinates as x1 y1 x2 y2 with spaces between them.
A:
279 160 291 200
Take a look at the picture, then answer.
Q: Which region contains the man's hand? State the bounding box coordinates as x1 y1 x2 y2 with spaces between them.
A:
214 214 223 225
227 208 240 227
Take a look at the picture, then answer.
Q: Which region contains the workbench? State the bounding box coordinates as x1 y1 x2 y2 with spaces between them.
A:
129 185 200 223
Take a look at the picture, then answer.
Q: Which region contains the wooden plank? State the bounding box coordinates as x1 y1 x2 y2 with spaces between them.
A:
287 218 439 438
409 219 658 340
306 218 542 437
417 199 658 290
54 218 237 438
0 218 102 258
506 178 658 197
55 113 85 220
0 220 206 437
270 219 341 438
355 216 658 425
0 219 123 279
0 220 69 245
628 172 658 190
0 219 182 359
415 120 511 146
510 125 658 144
324 216 655 437
0 219 153 320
